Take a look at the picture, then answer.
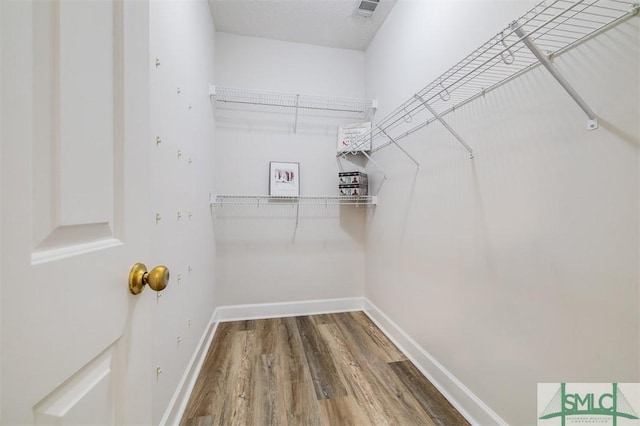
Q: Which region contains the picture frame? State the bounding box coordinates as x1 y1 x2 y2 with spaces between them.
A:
337 122 372 153
269 161 300 197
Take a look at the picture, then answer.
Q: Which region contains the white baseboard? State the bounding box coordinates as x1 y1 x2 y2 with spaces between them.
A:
162 297 504 426
159 311 219 426
363 299 507 426
212 297 365 322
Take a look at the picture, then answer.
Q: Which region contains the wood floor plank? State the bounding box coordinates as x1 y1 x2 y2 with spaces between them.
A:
276 317 323 425
318 396 370 426
347 311 407 363
317 323 394 425
250 353 288 426
248 319 283 426
212 329 255 426
183 415 213 426
308 313 334 325
295 315 348 400
389 360 471 426
235 319 257 331
180 322 236 424
252 318 279 355
331 313 437 425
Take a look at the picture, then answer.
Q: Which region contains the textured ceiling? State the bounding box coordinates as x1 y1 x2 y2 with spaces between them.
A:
208 0 397 51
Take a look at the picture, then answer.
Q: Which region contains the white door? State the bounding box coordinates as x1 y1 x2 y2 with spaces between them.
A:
1 1 155 424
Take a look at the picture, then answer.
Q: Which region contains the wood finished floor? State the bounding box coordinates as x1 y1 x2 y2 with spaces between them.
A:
181 311 470 426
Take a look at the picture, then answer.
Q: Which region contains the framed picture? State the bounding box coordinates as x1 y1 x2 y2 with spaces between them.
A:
337 122 372 153
269 161 300 197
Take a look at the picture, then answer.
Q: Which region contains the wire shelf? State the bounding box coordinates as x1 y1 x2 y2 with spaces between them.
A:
211 195 377 206
211 195 377 219
211 86 375 116
343 0 638 155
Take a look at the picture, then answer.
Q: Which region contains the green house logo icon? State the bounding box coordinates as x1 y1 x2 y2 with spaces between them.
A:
539 383 639 426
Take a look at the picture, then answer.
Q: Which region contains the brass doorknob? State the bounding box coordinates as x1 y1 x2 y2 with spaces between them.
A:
129 263 170 295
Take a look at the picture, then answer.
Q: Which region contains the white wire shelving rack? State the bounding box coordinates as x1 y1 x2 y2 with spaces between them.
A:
211 194 377 207
209 86 377 133
211 195 377 224
340 0 639 164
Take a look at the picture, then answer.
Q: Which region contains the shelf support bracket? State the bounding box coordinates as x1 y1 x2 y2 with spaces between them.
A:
360 150 387 181
378 127 420 168
294 94 300 134
511 22 598 131
414 95 474 159
338 149 387 181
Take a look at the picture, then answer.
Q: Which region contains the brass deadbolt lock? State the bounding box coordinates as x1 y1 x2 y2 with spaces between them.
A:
129 263 169 295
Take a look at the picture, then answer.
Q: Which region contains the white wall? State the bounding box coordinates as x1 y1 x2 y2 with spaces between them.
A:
0 1 3 416
214 33 368 305
149 1 217 423
364 1 639 424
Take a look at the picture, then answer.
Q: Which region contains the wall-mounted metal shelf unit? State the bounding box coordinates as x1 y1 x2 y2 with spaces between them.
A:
211 195 377 225
211 194 377 207
209 85 377 133
341 0 638 162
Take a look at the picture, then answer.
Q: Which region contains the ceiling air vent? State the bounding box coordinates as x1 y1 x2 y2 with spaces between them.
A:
355 0 379 18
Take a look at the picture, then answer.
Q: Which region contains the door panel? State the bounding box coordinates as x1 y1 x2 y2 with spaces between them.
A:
1 0 151 424
32 0 122 261
34 343 118 425
58 0 116 227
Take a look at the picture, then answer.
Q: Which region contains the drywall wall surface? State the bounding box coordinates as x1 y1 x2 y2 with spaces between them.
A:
364 1 639 424
150 1 217 422
215 32 366 97
214 33 367 305
365 0 530 119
